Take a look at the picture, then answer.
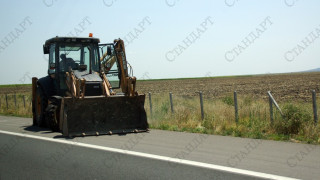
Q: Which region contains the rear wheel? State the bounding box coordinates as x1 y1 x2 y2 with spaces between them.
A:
34 87 47 127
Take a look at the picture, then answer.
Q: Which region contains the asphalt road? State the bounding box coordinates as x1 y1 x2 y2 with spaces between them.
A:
0 116 319 180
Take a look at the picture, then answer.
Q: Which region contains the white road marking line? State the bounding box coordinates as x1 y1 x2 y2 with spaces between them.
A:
0 130 299 180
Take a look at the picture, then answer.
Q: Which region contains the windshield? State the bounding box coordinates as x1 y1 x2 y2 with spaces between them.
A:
59 44 100 72
99 44 120 88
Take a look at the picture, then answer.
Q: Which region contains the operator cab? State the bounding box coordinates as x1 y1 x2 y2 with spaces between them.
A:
43 36 121 96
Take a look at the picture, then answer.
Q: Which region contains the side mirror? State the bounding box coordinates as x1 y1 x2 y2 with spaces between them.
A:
107 46 112 56
43 45 49 54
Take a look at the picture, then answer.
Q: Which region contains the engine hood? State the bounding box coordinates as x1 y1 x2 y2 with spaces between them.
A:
73 70 102 82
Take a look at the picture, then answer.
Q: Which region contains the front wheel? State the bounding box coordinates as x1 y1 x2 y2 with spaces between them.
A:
46 103 60 132
34 87 47 127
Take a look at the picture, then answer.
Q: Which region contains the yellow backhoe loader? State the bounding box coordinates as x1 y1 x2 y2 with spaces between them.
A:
32 35 148 137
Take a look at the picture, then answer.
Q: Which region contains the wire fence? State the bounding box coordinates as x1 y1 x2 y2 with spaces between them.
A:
146 90 319 125
0 94 32 117
0 90 318 125
0 88 318 143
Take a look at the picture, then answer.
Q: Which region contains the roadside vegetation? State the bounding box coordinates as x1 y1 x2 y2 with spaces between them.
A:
145 93 320 145
0 93 32 118
0 79 319 145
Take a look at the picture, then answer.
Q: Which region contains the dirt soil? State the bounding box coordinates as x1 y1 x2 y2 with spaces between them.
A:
136 72 320 102
0 85 31 95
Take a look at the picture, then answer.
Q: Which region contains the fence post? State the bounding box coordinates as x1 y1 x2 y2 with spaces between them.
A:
312 90 318 124
169 92 174 114
199 91 204 120
148 92 152 117
5 94 8 110
23 95 26 108
234 91 239 123
268 93 274 124
14 94 17 108
0 95 1 109
267 91 283 116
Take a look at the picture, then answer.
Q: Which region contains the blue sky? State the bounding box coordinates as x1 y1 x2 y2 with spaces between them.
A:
0 0 319 84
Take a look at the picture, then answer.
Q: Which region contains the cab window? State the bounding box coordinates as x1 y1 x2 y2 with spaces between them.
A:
48 44 55 74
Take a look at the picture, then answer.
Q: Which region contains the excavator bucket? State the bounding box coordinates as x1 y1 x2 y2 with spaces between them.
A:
60 95 148 137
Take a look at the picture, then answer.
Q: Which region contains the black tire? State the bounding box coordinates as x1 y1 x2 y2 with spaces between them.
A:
46 103 60 132
34 87 47 127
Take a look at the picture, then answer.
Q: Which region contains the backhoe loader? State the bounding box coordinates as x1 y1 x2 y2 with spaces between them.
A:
32 34 148 137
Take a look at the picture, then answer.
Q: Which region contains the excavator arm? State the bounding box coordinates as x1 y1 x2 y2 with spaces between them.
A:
100 39 137 96
114 39 137 96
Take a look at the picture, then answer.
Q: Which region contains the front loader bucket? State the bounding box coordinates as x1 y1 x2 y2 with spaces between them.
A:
60 95 148 137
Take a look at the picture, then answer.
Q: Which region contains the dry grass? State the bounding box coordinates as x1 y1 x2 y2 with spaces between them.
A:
146 93 320 144
0 94 32 118
0 91 319 144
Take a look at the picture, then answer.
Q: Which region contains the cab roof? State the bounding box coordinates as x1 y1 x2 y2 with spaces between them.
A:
44 36 100 46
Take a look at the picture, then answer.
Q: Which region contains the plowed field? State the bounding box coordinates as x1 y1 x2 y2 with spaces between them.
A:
1 72 319 102
136 72 320 102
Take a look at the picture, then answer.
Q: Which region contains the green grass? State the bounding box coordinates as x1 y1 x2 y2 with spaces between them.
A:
137 72 318 82
0 84 31 88
137 75 255 82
